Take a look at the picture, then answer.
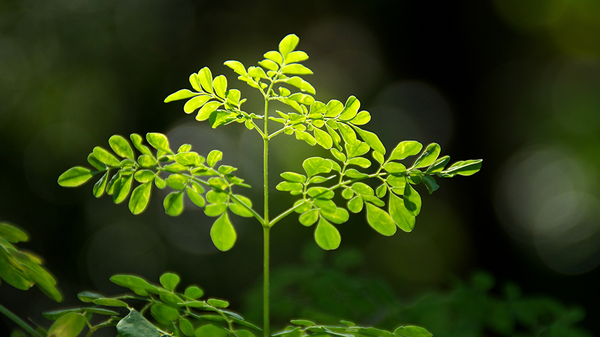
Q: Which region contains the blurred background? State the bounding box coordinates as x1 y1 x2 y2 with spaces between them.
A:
2 0 600 335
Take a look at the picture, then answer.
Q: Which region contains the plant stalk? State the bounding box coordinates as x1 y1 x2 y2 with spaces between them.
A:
0 303 43 337
263 85 271 337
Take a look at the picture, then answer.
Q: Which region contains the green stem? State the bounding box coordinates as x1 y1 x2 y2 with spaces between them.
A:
263 226 270 337
0 303 43 337
262 80 274 337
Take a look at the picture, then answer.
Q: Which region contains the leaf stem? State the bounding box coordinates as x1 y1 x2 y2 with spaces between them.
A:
0 303 43 337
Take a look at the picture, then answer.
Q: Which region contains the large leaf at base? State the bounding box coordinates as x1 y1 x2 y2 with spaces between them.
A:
58 167 94 187
210 213 236 251
314 218 341 250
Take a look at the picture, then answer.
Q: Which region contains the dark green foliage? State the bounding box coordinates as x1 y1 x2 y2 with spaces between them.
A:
243 247 591 337
43 272 261 337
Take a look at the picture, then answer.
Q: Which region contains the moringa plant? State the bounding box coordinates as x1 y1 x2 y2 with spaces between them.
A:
53 34 482 337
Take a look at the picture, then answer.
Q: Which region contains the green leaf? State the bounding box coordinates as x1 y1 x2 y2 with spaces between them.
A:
117 309 161 337
366 203 397 236
160 272 180 291
195 324 229 337
93 147 121 167
138 155 157 167
281 64 313 75
198 67 213 93
129 182 152 215
91 171 108 198
77 291 104 303
47 312 86 337
166 174 188 190
86 307 119 316
412 143 441 169
210 213 236 251
186 187 206 208
213 75 228 98
0 223 27 243
344 169 368 179
264 51 283 65
224 60 247 75
348 195 364 213
354 127 386 155
0 255 32 290
146 133 172 154
285 50 309 63
373 151 384 164
299 209 318 227
341 188 354 200
383 162 406 173
314 128 333 149
403 183 422 216
196 101 221 122
279 34 300 57
281 172 307 183
425 155 450 174
109 135 135 160
389 193 415 232
58 166 94 187
351 182 374 196
376 184 387 198
164 191 184 216
349 110 371 125
207 150 223 167
113 174 133 204
87 153 107 171
284 77 316 94
345 141 370 158
314 218 341 250
288 92 315 105
259 59 279 71
207 298 229 308
442 159 483 176
338 96 360 120
320 207 349 224
184 286 204 299
184 95 211 114
230 195 254 218
348 157 371 168
422 176 439 194
307 187 335 199
295 131 317 146
337 123 357 144
291 319 316 327
325 99 344 117
178 317 194 336
390 141 422 161
330 148 346 162
93 298 129 307
130 133 153 156
134 169 155 183
151 303 179 323
394 326 432 337
110 274 157 294
302 157 333 177
226 89 242 106
165 89 198 103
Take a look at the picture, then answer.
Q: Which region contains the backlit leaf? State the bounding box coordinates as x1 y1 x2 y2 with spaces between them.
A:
366 203 396 236
347 196 363 213
403 183 422 216
58 167 93 187
389 193 415 232
129 182 152 214
281 64 313 75
285 51 309 63
425 155 450 174
160 272 180 291
213 75 228 98
355 127 386 155
165 89 198 103
87 153 106 171
184 95 211 114
224 60 247 75
314 128 333 149
422 176 439 194
196 101 221 121
314 218 341 250
390 141 422 161
93 147 121 167
284 77 316 94
337 123 357 144
320 207 349 224
164 191 184 216
198 67 213 93
299 209 319 226
303 157 333 177
207 150 223 167
338 96 360 120
412 143 441 169
278 34 300 57
186 187 206 208
281 172 307 183
264 51 283 65
146 133 172 154
184 286 204 299
349 111 371 125
113 174 133 204
230 195 254 218
109 135 135 160
210 213 236 251
442 159 483 176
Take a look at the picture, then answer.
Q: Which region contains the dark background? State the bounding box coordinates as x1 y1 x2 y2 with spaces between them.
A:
2 0 600 335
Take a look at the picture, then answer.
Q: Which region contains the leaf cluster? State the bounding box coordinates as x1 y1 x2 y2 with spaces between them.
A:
58 133 255 251
0 222 61 302
273 320 431 337
43 272 260 337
